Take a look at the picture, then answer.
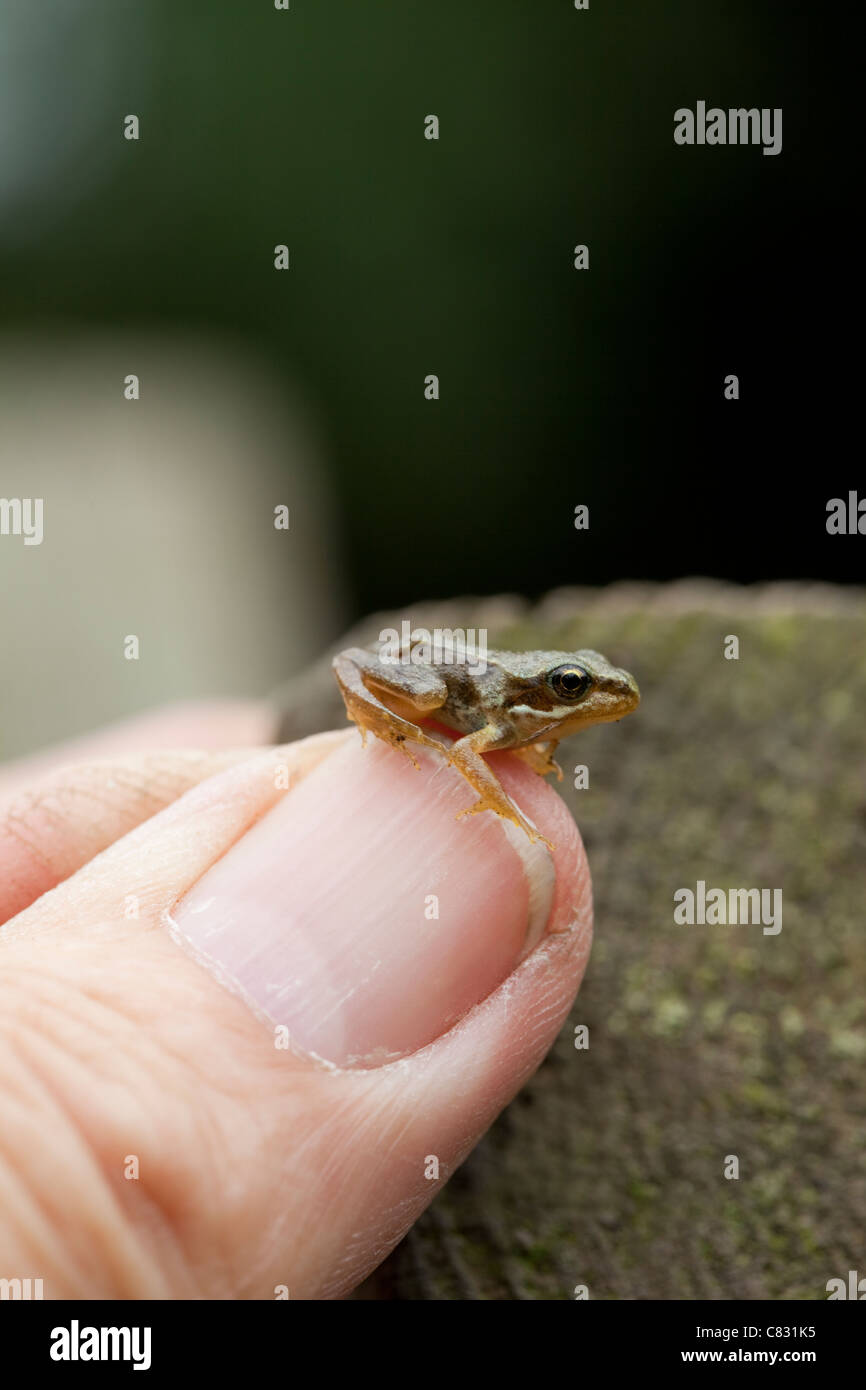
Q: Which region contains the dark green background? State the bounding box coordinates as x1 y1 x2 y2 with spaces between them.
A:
0 2 855 616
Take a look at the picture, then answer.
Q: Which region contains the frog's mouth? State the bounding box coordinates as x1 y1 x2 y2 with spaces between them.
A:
548 684 640 735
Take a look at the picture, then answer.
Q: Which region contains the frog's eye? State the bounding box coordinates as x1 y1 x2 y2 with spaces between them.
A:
548 664 592 702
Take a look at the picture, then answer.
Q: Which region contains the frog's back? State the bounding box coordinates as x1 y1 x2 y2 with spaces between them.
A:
435 657 515 735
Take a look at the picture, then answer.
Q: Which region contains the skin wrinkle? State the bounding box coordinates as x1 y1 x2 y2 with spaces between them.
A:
304 1114 427 1296
14 804 267 938
98 755 247 810
317 1183 437 1300
120 1190 198 1299
320 1197 420 1297
5 772 152 834
0 1011 167 1297
0 1143 91 1293
0 748 280 928
1 808 59 875
0 955 259 1296
0 1152 61 1286
0 1050 83 1273
3 960 147 1069
3 736 345 946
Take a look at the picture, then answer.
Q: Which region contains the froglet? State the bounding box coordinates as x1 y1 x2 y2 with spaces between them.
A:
333 638 639 849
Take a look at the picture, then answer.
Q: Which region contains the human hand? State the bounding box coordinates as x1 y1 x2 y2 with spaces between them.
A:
0 703 591 1298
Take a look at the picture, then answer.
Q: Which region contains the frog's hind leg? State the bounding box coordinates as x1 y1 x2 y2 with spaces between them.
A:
449 726 554 850
333 648 448 769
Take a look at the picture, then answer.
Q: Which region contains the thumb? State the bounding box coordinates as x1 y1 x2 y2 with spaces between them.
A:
0 730 591 1298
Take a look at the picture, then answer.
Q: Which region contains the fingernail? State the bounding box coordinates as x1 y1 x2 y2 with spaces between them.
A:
169 739 556 1067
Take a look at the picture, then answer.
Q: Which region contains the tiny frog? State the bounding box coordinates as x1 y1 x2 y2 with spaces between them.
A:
333 640 639 849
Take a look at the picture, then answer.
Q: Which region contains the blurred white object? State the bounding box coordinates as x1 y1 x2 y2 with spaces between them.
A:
0 331 347 757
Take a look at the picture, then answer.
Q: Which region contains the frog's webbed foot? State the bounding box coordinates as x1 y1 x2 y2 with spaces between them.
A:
333 649 447 769
513 740 563 782
449 729 555 850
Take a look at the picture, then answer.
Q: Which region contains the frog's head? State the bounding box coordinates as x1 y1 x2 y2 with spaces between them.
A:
508 648 640 739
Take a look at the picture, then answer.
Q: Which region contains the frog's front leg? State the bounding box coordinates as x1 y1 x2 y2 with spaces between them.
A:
449 725 554 850
512 740 564 782
333 648 448 769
